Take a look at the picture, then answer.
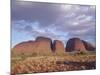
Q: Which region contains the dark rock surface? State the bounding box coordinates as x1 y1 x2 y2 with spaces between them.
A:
82 40 96 51
66 38 86 52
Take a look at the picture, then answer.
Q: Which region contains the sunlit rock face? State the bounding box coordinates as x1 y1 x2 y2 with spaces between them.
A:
12 36 53 55
12 40 37 54
35 36 53 55
52 40 65 54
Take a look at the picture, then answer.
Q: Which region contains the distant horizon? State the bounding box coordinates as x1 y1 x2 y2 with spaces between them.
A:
11 0 96 48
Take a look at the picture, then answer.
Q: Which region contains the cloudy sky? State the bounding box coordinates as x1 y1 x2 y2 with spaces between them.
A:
11 0 96 47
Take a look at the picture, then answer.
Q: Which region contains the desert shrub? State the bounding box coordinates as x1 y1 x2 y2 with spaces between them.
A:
72 50 87 56
21 53 26 60
76 51 87 55
31 52 38 57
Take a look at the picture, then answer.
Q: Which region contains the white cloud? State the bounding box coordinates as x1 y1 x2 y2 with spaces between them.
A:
72 22 79 26
61 5 73 10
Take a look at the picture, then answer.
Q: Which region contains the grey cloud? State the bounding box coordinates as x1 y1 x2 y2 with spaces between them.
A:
12 0 67 26
12 0 96 45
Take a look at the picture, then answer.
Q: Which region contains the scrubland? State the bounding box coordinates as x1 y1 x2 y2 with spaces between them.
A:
11 51 96 75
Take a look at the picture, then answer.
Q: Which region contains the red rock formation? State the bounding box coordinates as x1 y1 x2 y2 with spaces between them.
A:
12 36 52 55
82 40 96 51
66 38 86 52
12 40 37 54
52 40 65 54
12 36 95 55
35 36 52 55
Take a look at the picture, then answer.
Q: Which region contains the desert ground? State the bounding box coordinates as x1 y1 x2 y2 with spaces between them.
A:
11 51 96 75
